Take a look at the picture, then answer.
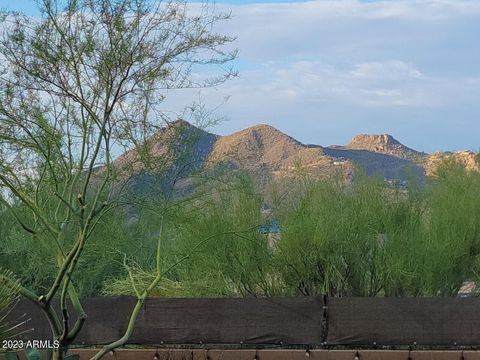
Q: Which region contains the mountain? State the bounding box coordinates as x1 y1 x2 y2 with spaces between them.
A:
207 124 349 179
112 120 217 195
111 121 478 194
114 120 217 175
208 124 318 171
334 134 426 161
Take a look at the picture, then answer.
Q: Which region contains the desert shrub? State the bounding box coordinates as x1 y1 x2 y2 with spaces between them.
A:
0 203 57 293
103 172 277 297
422 161 480 295
169 174 275 297
0 199 144 297
274 175 400 296
274 161 480 297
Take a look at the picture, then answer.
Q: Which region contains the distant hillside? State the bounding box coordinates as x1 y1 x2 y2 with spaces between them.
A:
111 121 478 194
426 151 479 176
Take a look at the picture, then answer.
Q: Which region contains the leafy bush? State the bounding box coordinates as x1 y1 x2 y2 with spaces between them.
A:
275 163 480 297
103 172 277 297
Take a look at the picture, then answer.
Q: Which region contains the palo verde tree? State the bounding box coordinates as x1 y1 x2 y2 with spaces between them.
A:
0 0 236 359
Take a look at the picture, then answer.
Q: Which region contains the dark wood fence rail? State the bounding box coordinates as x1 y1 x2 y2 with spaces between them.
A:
7 296 480 347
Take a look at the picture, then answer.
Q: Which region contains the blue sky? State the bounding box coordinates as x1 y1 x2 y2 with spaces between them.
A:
2 0 480 152
0 0 312 12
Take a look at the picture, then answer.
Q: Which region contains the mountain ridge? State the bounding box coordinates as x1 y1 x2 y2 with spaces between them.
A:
112 121 478 192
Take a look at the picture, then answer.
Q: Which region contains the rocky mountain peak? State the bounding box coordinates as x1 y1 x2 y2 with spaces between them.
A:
342 133 425 161
349 134 399 147
207 123 329 173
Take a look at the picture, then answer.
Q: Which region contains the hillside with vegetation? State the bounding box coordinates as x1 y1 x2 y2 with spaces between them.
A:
107 121 479 196
2 132 480 298
2 119 479 300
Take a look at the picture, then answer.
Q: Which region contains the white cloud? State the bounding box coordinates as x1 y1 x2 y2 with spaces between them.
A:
168 0 480 152
204 0 480 85
350 61 425 80
208 60 480 108
214 0 480 21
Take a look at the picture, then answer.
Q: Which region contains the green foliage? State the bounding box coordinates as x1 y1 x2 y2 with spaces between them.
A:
3 160 480 299
0 203 56 293
0 202 135 297
103 270 184 297
423 161 480 295
0 269 22 349
69 211 137 297
274 175 408 296
167 174 275 297
103 172 277 297
275 163 480 297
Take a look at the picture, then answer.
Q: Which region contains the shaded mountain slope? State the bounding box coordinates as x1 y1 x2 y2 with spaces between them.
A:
112 120 217 195
323 147 424 180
